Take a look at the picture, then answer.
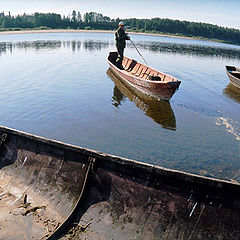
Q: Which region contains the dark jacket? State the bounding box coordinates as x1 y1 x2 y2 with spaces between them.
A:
115 27 129 48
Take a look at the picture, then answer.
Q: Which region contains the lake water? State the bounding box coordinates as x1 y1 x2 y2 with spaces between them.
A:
0 32 240 181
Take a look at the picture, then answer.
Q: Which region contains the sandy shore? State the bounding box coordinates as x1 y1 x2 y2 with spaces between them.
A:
0 29 196 41
0 29 114 35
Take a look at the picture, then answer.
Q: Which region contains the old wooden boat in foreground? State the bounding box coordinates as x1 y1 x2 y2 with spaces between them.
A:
0 126 240 239
108 52 181 101
226 65 240 89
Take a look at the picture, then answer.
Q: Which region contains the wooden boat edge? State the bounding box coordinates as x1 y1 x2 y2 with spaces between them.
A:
1 125 240 194
226 65 240 89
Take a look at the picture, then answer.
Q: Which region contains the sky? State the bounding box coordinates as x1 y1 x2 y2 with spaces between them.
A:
0 0 239 30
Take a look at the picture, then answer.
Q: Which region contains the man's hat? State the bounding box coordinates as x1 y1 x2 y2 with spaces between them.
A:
119 21 124 26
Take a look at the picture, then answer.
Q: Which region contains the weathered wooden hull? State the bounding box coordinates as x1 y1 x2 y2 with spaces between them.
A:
226 65 240 89
108 52 181 101
0 126 240 239
70 166 240 240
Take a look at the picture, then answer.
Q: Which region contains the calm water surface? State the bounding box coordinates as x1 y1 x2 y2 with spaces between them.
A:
1 32 240 181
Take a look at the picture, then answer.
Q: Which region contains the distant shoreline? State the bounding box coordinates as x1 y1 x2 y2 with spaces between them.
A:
0 29 191 39
0 29 231 44
0 29 115 35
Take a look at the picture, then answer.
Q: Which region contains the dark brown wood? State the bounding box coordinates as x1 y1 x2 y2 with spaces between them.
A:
0 126 240 239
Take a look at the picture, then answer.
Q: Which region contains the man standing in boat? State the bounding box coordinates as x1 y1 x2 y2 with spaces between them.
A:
115 21 130 69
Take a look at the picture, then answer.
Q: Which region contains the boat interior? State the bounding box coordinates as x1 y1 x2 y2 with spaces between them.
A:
0 129 91 240
227 66 240 79
231 71 240 79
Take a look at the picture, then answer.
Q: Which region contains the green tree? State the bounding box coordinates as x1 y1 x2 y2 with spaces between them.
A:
0 11 239 45
72 10 76 22
77 12 82 22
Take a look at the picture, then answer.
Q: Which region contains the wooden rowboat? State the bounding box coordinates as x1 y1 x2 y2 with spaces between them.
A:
108 52 181 101
1 126 240 239
226 65 240 89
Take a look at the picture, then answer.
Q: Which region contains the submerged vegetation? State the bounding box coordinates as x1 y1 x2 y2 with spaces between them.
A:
0 11 240 45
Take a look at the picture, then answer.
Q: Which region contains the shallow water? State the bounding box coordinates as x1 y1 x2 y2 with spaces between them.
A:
0 32 240 181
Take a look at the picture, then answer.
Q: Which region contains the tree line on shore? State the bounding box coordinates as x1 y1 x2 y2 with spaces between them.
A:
0 10 240 44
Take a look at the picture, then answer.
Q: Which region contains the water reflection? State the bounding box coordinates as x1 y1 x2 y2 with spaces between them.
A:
0 40 111 55
107 69 176 130
223 83 240 103
69 40 81 52
1 38 240 60
132 41 240 59
83 40 110 52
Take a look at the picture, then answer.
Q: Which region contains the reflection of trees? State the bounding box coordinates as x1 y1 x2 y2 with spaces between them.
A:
107 69 176 130
0 40 111 55
0 40 62 55
71 40 81 52
16 40 62 50
0 42 8 55
83 40 109 51
131 41 240 59
1 37 239 59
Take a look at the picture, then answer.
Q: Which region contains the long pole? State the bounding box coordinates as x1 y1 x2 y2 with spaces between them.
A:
130 39 148 66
